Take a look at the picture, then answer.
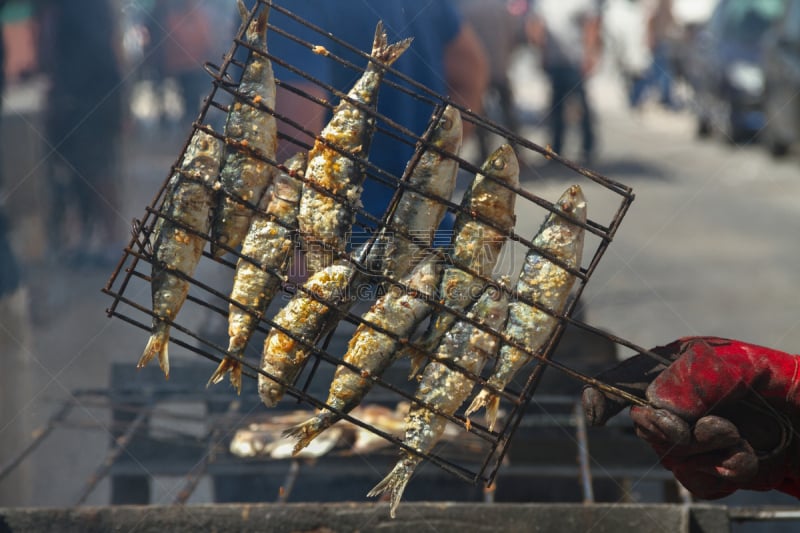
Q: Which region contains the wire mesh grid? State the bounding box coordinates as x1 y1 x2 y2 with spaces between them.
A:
103 0 641 489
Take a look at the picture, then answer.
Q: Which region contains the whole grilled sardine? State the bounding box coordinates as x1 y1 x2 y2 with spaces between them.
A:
212 1 277 258
258 261 362 407
466 185 587 430
366 105 462 279
138 129 222 378
297 22 412 274
406 144 519 377
208 152 307 393
368 282 510 518
284 253 443 454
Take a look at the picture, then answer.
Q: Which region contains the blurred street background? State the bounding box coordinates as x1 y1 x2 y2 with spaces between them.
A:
1 0 800 522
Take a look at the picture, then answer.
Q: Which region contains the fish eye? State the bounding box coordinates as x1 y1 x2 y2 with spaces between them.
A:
491 156 506 170
441 117 453 130
561 200 574 212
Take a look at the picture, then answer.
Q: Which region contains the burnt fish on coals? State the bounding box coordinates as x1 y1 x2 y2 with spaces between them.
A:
138 129 221 378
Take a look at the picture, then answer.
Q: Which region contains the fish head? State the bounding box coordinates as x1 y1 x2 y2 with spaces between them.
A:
430 105 463 156
468 144 519 231
481 144 520 189
239 0 268 47
471 279 511 339
537 184 588 267
555 184 587 225
183 129 221 184
271 151 307 204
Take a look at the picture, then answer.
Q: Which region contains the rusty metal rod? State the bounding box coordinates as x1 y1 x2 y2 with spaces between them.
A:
173 401 240 505
75 411 148 506
0 403 72 482
574 401 595 504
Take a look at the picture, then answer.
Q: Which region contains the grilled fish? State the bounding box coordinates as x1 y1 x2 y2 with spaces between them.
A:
297 22 412 274
406 144 519 377
208 152 307 393
366 105 462 279
258 261 363 407
212 1 277 258
138 129 221 378
368 282 510 518
466 185 587 430
284 253 443 454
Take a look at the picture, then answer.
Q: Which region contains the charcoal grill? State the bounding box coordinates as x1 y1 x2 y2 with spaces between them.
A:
100 0 664 494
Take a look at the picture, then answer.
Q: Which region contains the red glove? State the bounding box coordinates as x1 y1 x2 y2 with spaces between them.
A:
582 336 800 500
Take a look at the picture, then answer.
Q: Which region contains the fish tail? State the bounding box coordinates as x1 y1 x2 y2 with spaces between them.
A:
367 455 419 519
207 357 243 395
138 323 170 379
237 0 268 46
408 352 427 379
210 242 226 259
405 338 433 379
371 21 413 67
283 413 333 455
236 0 248 23
465 389 500 431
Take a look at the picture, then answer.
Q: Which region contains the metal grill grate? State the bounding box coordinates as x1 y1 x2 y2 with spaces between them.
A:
101 0 650 490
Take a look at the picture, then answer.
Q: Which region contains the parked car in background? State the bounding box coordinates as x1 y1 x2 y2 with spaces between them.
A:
687 0 785 143
763 0 800 156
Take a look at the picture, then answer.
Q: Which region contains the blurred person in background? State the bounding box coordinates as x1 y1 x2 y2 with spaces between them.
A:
603 0 653 109
145 0 217 124
526 0 601 165
240 0 487 229
458 0 523 162
0 0 33 506
39 0 125 267
320 0 488 229
158 0 217 121
637 0 679 109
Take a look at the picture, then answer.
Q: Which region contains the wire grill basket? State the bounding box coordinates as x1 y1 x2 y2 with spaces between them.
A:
103 0 641 488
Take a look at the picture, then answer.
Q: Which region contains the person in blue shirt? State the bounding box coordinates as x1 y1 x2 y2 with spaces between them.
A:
239 0 488 233
316 0 487 232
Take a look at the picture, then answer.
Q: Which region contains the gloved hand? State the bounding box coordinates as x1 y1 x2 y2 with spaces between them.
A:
582 336 800 500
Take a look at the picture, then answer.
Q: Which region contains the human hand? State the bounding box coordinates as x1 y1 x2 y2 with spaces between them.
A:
582 337 800 499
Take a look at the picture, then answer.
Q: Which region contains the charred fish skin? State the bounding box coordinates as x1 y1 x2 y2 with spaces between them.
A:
258 263 359 407
139 129 222 378
368 282 510 519
466 185 587 430
367 105 462 279
297 22 412 275
212 1 277 258
284 253 443 454
406 144 519 377
208 152 307 394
